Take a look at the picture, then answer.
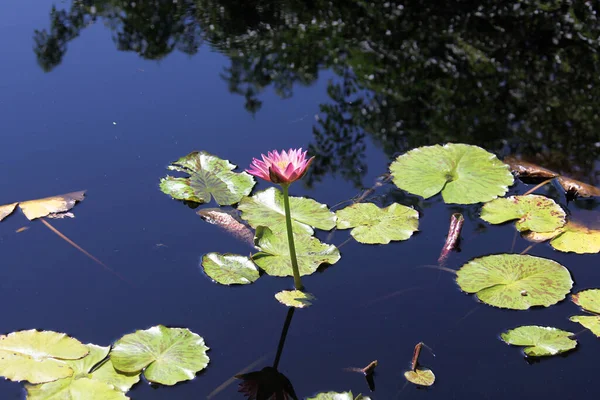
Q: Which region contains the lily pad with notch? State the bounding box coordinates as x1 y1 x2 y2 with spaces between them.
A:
524 222 600 254
456 254 572 310
335 202 419 244
389 143 513 204
500 326 577 357
275 290 315 308
160 151 255 206
201 253 260 285
404 368 435 387
480 195 566 233
570 289 600 337
252 227 341 277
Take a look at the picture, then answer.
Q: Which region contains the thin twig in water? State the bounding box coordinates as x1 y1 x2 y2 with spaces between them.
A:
40 219 131 285
523 178 553 195
337 237 354 249
510 230 518 253
520 244 535 255
438 213 464 265
417 264 458 275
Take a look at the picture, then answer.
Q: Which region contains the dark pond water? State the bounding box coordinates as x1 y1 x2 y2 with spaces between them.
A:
1 1 599 399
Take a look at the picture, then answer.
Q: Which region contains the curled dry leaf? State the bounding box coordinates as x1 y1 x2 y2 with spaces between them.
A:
503 156 558 180
438 213 464 265
0 202 18 221
18 191 86 220
557 176 600 198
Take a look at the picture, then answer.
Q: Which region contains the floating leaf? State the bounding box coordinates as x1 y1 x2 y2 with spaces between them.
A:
111 325 209 386
569 316 600 337
389 143 513 204
160 151 254 206
548 223 600 254
275 290 315 308
0 330 89 384
569 290 600 337
557 176 600 198
238 187 336 235
456 254 572 310
504 157 559 180
500 326 577 357
253 227 340 277
335 203 419 244
0 202 18 221
19 191 86 221
480 195 566 233
201 253 260 285
197 208 255 246
404 367 435 386
90 358 140 393
307 392 370 400
27 377 129 400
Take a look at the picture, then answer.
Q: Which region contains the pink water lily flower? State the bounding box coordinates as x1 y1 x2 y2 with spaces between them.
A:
247 148 314 185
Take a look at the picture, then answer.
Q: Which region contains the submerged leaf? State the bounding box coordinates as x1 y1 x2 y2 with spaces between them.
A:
504 157 559 180
197 208 255 246
500 326 576 357
160 151 254 206
456 254 572 310
335 202 419 244
111 325 209 386
238 187 336 235
0 330 89 384
480 195 566 233
19 191 86 221
0 202 18 221
557 176 600 198
253 227 341 277
275 290 315 308
201 253 260 285
404 367 435 387
389 143 513 204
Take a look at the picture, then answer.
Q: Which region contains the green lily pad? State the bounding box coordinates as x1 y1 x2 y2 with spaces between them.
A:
569 289 600 337
0 330 89 384
480 195 566 233
27 377 129 400
275 290 315 308
500 326 577 357
238 187 336 235
111 325 209 386
307 392 370 400
390 143 513 204
524 222 600 254
25 344 136 399
335 203 419 244
569 316 600 337
90 359 140 393
201 253 260 285
404 367 435 386
160 151 255 206
456 254 572 310
253 227 341 277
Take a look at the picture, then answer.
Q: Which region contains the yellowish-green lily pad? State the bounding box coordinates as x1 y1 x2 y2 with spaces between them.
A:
307 392 370 400
480 195 566 233
335 202 419 244
569 316 600 337
390 143 513 204
456 254 572 310
404 367 435 386
500 326 577 357
569 289 600 337
524 222 600 254
201 253 260 285
0 202 18 221
275 290 316 308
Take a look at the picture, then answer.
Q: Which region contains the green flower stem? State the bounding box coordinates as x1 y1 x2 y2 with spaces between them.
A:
281 184 304 290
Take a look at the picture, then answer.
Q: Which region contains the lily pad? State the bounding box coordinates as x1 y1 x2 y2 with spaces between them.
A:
0 202 18 221
524 222 600 254
404 367 435 386
201 253 260 285
480 195 566 233
335 203 419 244
90 358 140 393
569 316 600 337
0 330 89 384
19 191 86 221
253 227 341 277
390 143 513 204
111 325 209 386
160 151 254 206
238 187 336 235
275 290 315 308
307 392 370 400
569 290 600 337
456 254 572 310
500 326 577 357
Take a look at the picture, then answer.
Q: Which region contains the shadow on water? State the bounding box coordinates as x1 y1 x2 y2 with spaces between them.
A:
34 0 600 188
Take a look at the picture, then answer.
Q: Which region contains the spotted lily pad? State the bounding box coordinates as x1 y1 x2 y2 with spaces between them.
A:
569 289 600 337
335 203 419 244
201 253 260 285
456 254 572 310
275 290 315 308
390 144 513 204
0 330 89 384
404 367 435 386
111 325 209 386
253 227 340 277
480 195 566 233
26 344 136 399
307 392 370 400
500 326 577 357
524 222 600 254
238 187 336 235
160 151 255 205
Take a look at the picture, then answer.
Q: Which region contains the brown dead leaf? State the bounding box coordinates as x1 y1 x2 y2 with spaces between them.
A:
557 176 600 198
197 208 255 247
15 226 29 233
18 191 86 220
0 202 18 222
504 156 559 180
